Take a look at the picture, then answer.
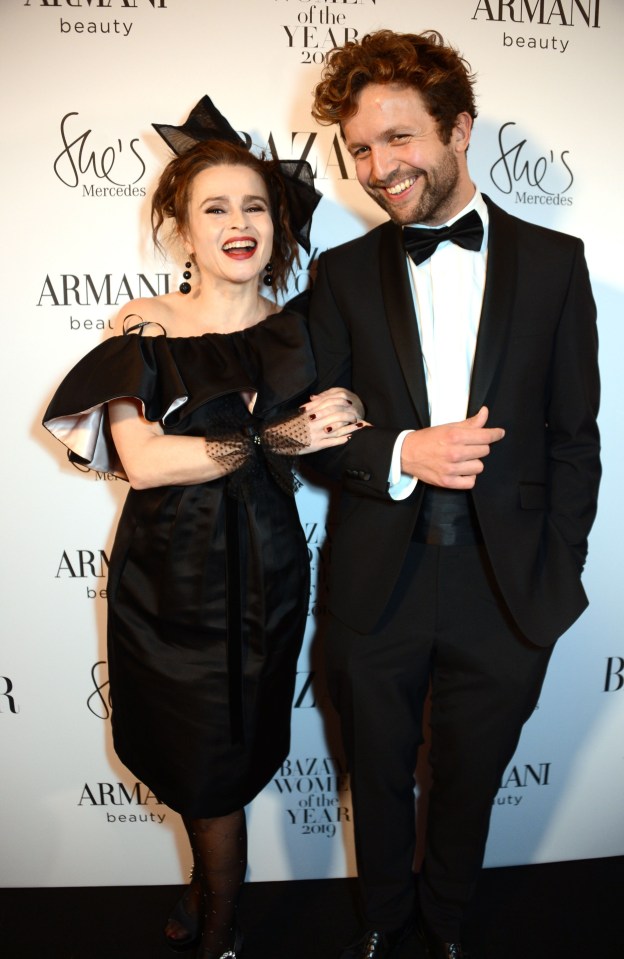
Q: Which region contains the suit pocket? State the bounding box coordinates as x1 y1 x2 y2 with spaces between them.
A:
519 482 546 510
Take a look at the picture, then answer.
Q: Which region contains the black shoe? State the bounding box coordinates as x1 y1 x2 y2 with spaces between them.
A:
425 945 467 959
340 922 414 959
418 917 469 959
164 891 200 952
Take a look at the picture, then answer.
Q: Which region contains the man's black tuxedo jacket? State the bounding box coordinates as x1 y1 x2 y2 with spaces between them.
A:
308 196 600 647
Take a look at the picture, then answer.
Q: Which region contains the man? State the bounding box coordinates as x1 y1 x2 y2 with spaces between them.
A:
308 30 600 959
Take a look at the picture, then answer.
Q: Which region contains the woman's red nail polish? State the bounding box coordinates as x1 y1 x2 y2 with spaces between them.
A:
309 413 316 420
325 426 333 433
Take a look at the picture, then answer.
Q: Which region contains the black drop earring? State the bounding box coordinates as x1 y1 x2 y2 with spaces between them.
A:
179 260 192 295
263 262 273 287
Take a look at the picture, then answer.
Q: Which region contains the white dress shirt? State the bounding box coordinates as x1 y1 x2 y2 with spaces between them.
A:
388 190 489 500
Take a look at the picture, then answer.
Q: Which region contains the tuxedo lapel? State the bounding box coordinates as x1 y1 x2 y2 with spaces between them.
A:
468 196 518 416
379 221 430 427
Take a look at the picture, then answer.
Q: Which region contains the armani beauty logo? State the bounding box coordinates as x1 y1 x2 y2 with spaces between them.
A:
472 0 601 27
78 780 166 824
24 0 168 40
494 762 552 807
472 0 601 53
55 549 109 599
37 272 171 333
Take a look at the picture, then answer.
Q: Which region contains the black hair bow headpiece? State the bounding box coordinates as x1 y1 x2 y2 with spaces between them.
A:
152 95 321 254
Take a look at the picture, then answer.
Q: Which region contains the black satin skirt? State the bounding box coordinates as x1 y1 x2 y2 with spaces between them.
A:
106 471 309 818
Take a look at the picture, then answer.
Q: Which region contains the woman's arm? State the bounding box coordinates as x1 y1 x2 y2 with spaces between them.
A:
108 398 243 490
109 392 364 490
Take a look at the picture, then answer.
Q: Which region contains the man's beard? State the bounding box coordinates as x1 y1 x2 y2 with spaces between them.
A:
365 147 460 226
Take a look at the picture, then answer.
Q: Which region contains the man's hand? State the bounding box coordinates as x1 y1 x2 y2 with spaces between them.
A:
401 406 505 489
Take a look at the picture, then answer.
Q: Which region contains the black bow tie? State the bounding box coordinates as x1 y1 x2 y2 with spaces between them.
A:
403 209 484 265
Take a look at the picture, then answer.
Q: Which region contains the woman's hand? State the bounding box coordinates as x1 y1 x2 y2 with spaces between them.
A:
302 386 371 453
264 387 370 456
293 387 371 454
303 387 366 421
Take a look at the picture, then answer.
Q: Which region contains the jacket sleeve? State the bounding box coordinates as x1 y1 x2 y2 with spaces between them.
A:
308 251 404 500
545 239 601 571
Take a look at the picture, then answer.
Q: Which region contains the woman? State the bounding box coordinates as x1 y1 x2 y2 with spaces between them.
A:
43 96 363 959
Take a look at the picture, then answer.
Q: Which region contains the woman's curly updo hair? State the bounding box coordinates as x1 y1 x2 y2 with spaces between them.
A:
151 140 300 296
312 30 477 144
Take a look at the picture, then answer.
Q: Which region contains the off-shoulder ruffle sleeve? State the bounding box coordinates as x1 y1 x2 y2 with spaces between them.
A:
42 335 190 478
42 304 317 479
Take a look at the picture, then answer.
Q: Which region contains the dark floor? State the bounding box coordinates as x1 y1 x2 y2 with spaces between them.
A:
1 857 622 958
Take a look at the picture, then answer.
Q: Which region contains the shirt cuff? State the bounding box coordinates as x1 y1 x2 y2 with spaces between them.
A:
388 430 417 501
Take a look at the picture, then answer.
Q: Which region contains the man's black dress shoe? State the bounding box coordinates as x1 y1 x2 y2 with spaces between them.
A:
426 945 466 959
418 918 468 959
423 929 470 959
340 922 414 959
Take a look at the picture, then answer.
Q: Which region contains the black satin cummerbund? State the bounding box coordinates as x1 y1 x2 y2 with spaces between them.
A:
412 486 483 546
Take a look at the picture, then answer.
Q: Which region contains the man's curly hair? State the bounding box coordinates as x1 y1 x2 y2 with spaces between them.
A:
312 30 477 145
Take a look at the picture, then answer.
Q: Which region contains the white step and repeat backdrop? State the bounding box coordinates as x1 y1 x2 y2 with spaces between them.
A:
2 0 623 888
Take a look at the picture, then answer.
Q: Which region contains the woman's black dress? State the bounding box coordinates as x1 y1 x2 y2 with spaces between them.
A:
43 308 314 817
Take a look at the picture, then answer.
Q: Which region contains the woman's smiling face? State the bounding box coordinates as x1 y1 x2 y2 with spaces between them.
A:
183 163 274 288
